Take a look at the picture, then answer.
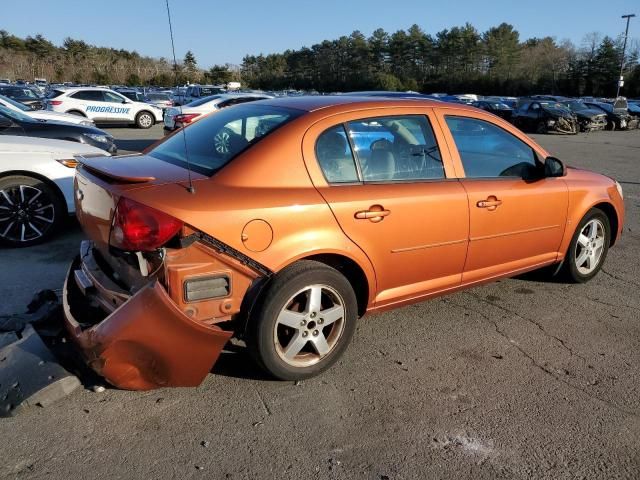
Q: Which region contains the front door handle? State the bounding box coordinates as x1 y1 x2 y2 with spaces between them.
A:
476 196 502 211
354 205 390 223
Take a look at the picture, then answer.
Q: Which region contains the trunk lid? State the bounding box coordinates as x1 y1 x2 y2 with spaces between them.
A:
74 153 205 247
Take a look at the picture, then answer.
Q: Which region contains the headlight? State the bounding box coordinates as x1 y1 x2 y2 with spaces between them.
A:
615 181 624 199
80 120 94 126
84 133 112 144
547 119 556 126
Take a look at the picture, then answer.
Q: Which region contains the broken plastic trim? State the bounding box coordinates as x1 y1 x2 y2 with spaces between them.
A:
195 232 273 277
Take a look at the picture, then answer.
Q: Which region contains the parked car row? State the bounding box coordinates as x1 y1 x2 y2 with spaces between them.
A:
473 96 640 134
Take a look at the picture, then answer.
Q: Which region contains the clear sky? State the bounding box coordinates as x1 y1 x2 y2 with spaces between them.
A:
3 0 638 68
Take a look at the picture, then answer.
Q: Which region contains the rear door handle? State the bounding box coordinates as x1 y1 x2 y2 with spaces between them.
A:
476 197 502 211
354 205 390 223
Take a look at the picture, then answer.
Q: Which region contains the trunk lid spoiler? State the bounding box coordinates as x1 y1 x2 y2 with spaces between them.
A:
76 154 156 184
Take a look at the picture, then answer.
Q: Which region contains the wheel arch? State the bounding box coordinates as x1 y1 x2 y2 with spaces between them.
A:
592 201 619 247
65 109 87 117
300 253 370 317
136 110 156 121
0 170 69 216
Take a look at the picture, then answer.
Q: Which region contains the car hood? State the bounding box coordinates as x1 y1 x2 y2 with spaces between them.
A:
542 107 573 118
573 109 605 119
20 119 111 136
30 110 92 124
0 135 108 156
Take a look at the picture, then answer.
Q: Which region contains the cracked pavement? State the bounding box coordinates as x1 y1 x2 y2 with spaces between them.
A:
0 126 638 479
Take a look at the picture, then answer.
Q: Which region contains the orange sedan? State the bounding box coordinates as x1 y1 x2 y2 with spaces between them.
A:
64 97 625 389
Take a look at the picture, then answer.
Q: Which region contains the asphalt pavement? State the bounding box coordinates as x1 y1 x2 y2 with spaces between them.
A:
0 125 638 479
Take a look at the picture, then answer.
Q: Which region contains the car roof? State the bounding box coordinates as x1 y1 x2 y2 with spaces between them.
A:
62 87 114 93
258 95 459 113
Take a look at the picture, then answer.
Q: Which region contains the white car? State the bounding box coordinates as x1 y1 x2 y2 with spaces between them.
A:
0 136 109 247
0 94 96 127
163 93 272 134
46 87 163 129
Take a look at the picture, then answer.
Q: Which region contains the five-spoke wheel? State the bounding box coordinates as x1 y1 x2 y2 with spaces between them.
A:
248 261 358 380
560 208 610 282
274 284 346 367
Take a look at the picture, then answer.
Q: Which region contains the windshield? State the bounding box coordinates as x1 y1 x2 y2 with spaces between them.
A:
199 87 223 96
485 102 510 109
538 101 571 113
147 93 170 101
149 104 302 176
564 101 589 112
0 94 31 111
186 95 220 107
0 104 35 122
592 103 613 113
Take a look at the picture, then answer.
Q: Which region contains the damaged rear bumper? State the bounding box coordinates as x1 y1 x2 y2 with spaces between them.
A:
62 243 233 390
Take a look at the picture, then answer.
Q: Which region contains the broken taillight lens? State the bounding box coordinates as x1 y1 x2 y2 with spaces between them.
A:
110 197 183 251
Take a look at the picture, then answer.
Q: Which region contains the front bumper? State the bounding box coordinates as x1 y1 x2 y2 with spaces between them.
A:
62 242 232 390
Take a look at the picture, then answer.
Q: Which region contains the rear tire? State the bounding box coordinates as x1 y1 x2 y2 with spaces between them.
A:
536 121 547 134
0 176 64 248
135 111 154 129
67 110 86 117
247 261 358 380
558 208 610 283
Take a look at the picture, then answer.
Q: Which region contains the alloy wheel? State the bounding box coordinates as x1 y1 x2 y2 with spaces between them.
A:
273 284 346 368
0 185 55 244
139 113 153 128
574 218 605 275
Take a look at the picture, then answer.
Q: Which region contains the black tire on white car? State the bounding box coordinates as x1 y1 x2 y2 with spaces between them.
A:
135 111 154 129
0 175 64 248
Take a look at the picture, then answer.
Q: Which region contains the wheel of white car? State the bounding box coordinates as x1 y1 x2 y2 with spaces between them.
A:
247 260 358 380
0 176 64 248
559 208 610 283
136 111 154 129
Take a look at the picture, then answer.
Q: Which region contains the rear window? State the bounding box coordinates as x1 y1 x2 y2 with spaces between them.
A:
147 93 170 101
46 89 65 99
149 104 302 176
199 87 222 96
187 95 220 107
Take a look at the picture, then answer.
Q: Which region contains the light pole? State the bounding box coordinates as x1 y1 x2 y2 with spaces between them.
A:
616 13 636 98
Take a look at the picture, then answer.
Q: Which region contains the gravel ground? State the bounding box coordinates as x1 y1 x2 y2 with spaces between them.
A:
0 125 638 479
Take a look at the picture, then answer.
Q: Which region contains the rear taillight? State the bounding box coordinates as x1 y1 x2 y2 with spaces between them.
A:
49 100 63 106
174 113 199 124
110 198 183 251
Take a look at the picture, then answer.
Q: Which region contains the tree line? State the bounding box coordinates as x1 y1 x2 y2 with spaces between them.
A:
1 24 639 98
240 23 640 97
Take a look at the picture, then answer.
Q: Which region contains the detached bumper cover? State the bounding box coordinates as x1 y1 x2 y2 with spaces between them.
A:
63 253 233 390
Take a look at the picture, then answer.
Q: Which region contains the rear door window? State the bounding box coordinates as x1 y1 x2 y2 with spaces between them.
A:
71 90 105 101
315 125 359 183
346 115 444 182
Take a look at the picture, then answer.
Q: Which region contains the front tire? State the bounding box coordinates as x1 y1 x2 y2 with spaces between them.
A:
0 176 64 247
247 261 358 380
135 111 154 129
559 208 610 283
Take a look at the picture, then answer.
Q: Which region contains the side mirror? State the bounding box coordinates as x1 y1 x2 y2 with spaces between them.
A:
544 156 566 177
